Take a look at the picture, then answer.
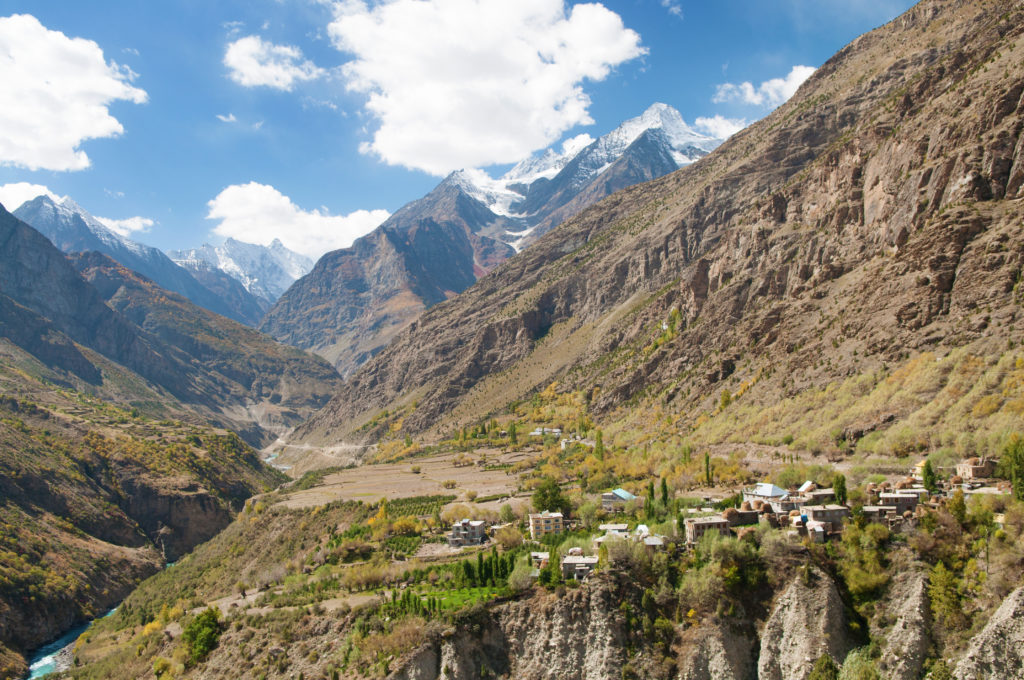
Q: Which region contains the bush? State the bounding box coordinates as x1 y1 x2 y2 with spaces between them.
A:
808 654 840 680
182 607 222 665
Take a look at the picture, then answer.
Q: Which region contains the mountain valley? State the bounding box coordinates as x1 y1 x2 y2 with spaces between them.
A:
1 0 1024 679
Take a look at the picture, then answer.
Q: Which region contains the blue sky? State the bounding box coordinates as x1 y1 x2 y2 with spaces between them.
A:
0 0 916 259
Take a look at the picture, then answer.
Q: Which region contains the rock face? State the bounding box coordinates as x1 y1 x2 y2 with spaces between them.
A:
389 577 628 680
676 621 756 680
260 178 517 378
877 569 931 680
293 0 1024 448
0 393 282 678
757 568 858 680
954 586 1024 680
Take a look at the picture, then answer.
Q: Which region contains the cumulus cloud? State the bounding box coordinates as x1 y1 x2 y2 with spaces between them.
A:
224 35 326 90
0 14 148 172
712 65 815 108
207 182 389 259
94 215 154 237
0 182 60 211
328 0 645 175
694 115 748 139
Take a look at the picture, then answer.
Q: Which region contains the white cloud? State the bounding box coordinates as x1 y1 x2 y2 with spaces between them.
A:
0 182 59 211
328 0 645 175
713 65 815 108
224 35 326 91
216 113 238 123
207 182 389 259
0 14 148 172
94 215 154 237
660 0 683 19
694 115 747 139
561 133 594 157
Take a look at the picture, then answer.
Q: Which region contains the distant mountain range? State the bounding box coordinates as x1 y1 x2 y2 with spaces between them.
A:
13 196 268 325
0 203 342 446
170 238 313 307
261 102 723 376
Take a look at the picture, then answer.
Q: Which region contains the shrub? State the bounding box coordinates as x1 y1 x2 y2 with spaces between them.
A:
808 654 840 680
182 607 222 665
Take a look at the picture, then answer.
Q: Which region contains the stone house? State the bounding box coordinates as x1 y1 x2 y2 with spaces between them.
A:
684 516 730 544
956 457 996 480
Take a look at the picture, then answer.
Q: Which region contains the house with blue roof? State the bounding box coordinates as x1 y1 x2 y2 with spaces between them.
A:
601 487 639 512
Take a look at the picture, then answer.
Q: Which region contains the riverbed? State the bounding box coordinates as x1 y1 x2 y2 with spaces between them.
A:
26 608 116 679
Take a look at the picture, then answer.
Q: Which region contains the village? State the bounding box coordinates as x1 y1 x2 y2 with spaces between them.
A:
427 453 1012 586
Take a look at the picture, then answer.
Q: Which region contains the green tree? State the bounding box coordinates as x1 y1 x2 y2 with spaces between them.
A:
923 459 938 494
499 503 516 524
704 452 712 487
594 429 604 460
928 561 964 631
533 477 569 515
182 608 222 665
1002 435 1024 500
948 489 967 525
833 473 847 505
660 477 670 506
807 654 839 680
508 422 518 445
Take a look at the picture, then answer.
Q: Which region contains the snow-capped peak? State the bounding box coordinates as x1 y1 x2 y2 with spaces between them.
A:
170 237 313 302
589 102 721 169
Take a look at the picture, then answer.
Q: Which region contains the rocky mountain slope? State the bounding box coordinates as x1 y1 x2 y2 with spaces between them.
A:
292 0 1024 452
0 391 284 679
0 207 341 445
170 237 313 308
13 196 266 326
70 251 342 439
261 103 721 378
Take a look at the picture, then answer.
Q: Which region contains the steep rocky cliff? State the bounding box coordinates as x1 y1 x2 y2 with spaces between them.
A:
757 567 858 680
260 179 517 378
954 586 1024 680
292 0 1024 451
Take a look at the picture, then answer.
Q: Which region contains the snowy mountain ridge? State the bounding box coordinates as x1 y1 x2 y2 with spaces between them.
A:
171 238 314 304
453 102 723 226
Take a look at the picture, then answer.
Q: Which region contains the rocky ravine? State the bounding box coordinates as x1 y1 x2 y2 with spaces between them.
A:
293 0 1024 450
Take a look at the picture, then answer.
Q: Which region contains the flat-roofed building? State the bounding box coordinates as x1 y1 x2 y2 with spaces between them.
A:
803 504 851 524
448 518 487 547
878 493 918 515
528 511 564 540
684 516 730 544
561 554 599 580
